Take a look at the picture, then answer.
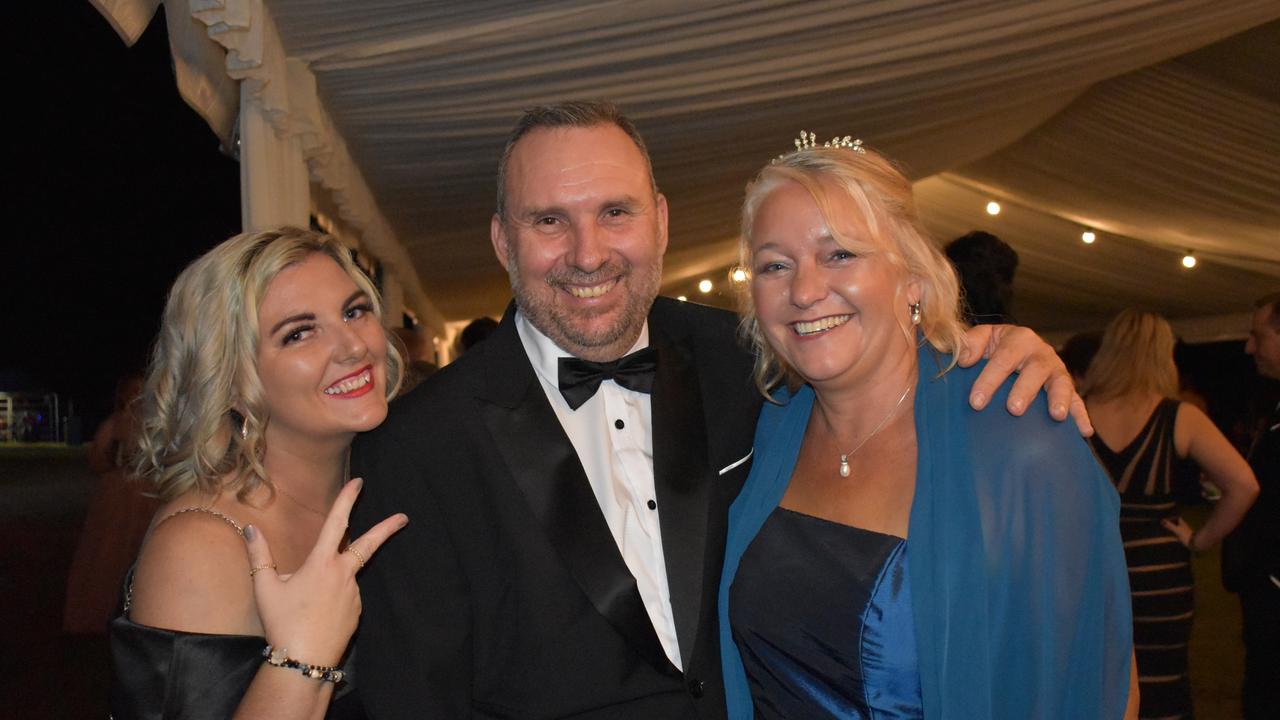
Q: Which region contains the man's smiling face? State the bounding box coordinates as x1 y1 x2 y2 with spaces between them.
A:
491 123 668 362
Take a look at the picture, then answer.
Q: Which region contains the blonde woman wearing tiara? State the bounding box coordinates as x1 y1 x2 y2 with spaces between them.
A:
110 227 408 719
717 138 1137 719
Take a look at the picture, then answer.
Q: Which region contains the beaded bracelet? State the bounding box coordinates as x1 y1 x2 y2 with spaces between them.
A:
262 644 346 684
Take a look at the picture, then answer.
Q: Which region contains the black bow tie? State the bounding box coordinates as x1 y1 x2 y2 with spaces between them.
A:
557 347 658 410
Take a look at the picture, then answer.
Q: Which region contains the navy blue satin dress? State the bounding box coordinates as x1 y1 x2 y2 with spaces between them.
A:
729 507 922 719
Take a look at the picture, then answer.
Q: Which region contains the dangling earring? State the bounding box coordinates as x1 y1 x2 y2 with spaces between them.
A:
240 416 249 440
909 302 922 326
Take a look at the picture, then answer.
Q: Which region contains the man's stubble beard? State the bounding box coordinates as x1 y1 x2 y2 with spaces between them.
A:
506 242 663 362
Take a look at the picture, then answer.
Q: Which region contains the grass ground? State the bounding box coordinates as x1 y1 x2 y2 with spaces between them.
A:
1184 503 1245 718
0 445 109 719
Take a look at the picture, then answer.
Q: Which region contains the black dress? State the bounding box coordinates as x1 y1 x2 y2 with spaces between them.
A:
108 507 363 720
729 507 922 719
1090 398 1196 719
109 613 364 719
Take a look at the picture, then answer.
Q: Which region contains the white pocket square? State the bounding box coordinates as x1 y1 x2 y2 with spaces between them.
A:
718 449 753 476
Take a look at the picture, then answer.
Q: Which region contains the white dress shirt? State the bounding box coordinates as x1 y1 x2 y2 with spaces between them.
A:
516 312 682 669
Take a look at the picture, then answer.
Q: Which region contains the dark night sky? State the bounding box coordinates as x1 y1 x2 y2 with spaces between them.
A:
6 4 241 429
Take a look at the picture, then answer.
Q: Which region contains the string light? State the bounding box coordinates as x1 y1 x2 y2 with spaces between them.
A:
1181 252 1197 269
698 279 713 293
985 201 1001 216
731 267 747 283
1081 230 1096 244
677 295 688 302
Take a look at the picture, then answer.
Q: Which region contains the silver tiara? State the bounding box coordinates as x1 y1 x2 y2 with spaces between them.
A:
776 130 865 161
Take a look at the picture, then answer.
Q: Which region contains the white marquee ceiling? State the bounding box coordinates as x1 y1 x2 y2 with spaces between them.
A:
93 0 1280 341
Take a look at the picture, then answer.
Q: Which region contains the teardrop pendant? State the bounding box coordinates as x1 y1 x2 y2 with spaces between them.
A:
839 454 851 478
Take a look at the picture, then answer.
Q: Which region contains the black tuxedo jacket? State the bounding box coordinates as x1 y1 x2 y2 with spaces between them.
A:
1223 400 1280 591
350 297 761 719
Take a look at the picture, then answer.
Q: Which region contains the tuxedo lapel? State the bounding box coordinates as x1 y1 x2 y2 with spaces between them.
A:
475 306 675 675
649 322 712 671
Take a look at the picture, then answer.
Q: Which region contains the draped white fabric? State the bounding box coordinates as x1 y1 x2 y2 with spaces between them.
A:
93 0 1280 339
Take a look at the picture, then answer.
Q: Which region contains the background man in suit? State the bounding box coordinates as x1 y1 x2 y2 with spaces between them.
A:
1225 291 1280 718
350 101 1083 719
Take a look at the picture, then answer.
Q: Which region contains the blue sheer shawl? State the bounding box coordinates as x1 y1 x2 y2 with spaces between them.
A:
718 346 1132 718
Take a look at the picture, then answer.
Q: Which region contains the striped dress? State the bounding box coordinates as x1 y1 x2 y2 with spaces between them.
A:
1090 398 1196 719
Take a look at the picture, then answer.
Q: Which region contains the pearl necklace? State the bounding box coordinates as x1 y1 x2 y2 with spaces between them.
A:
831 383 913 478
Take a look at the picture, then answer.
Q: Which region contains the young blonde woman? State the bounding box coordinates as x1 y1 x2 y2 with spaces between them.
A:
1085 309 1258 719
111 227 408 719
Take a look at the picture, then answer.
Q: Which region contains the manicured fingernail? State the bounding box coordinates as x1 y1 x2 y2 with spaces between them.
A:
352 477 363 491
1051 403 1066 418
1009 399 1025 414
244 524 257 541
971 392 987 409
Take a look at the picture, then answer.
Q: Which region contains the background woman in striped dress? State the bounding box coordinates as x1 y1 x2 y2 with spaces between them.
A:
1085 309 1258 718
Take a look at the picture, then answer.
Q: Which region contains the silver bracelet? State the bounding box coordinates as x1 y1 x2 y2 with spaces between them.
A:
262 644 345 684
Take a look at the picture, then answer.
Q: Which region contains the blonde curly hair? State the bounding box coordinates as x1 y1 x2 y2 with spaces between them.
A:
134 227 403 501
737 145 967 396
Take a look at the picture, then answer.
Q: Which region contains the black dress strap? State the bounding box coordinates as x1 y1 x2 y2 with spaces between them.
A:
122 507 245 613
153 506 244 535
1090 399 1181 497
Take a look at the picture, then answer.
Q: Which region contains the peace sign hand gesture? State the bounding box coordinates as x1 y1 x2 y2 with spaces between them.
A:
242 477 407 667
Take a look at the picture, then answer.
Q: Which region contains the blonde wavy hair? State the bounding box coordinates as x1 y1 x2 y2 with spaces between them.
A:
135 227 404 501
737 145 967 395
1082 309 1178 401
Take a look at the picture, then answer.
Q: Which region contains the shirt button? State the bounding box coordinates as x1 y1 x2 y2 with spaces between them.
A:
687 678 705 698
614 418 625 429
647 499 657 510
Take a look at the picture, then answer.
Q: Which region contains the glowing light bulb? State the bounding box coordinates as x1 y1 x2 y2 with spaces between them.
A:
677 295 688 302
698 279 713 293
1081 231 1096 244
731 268 747 283
1181 253 1197 269
986 201 1001 216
